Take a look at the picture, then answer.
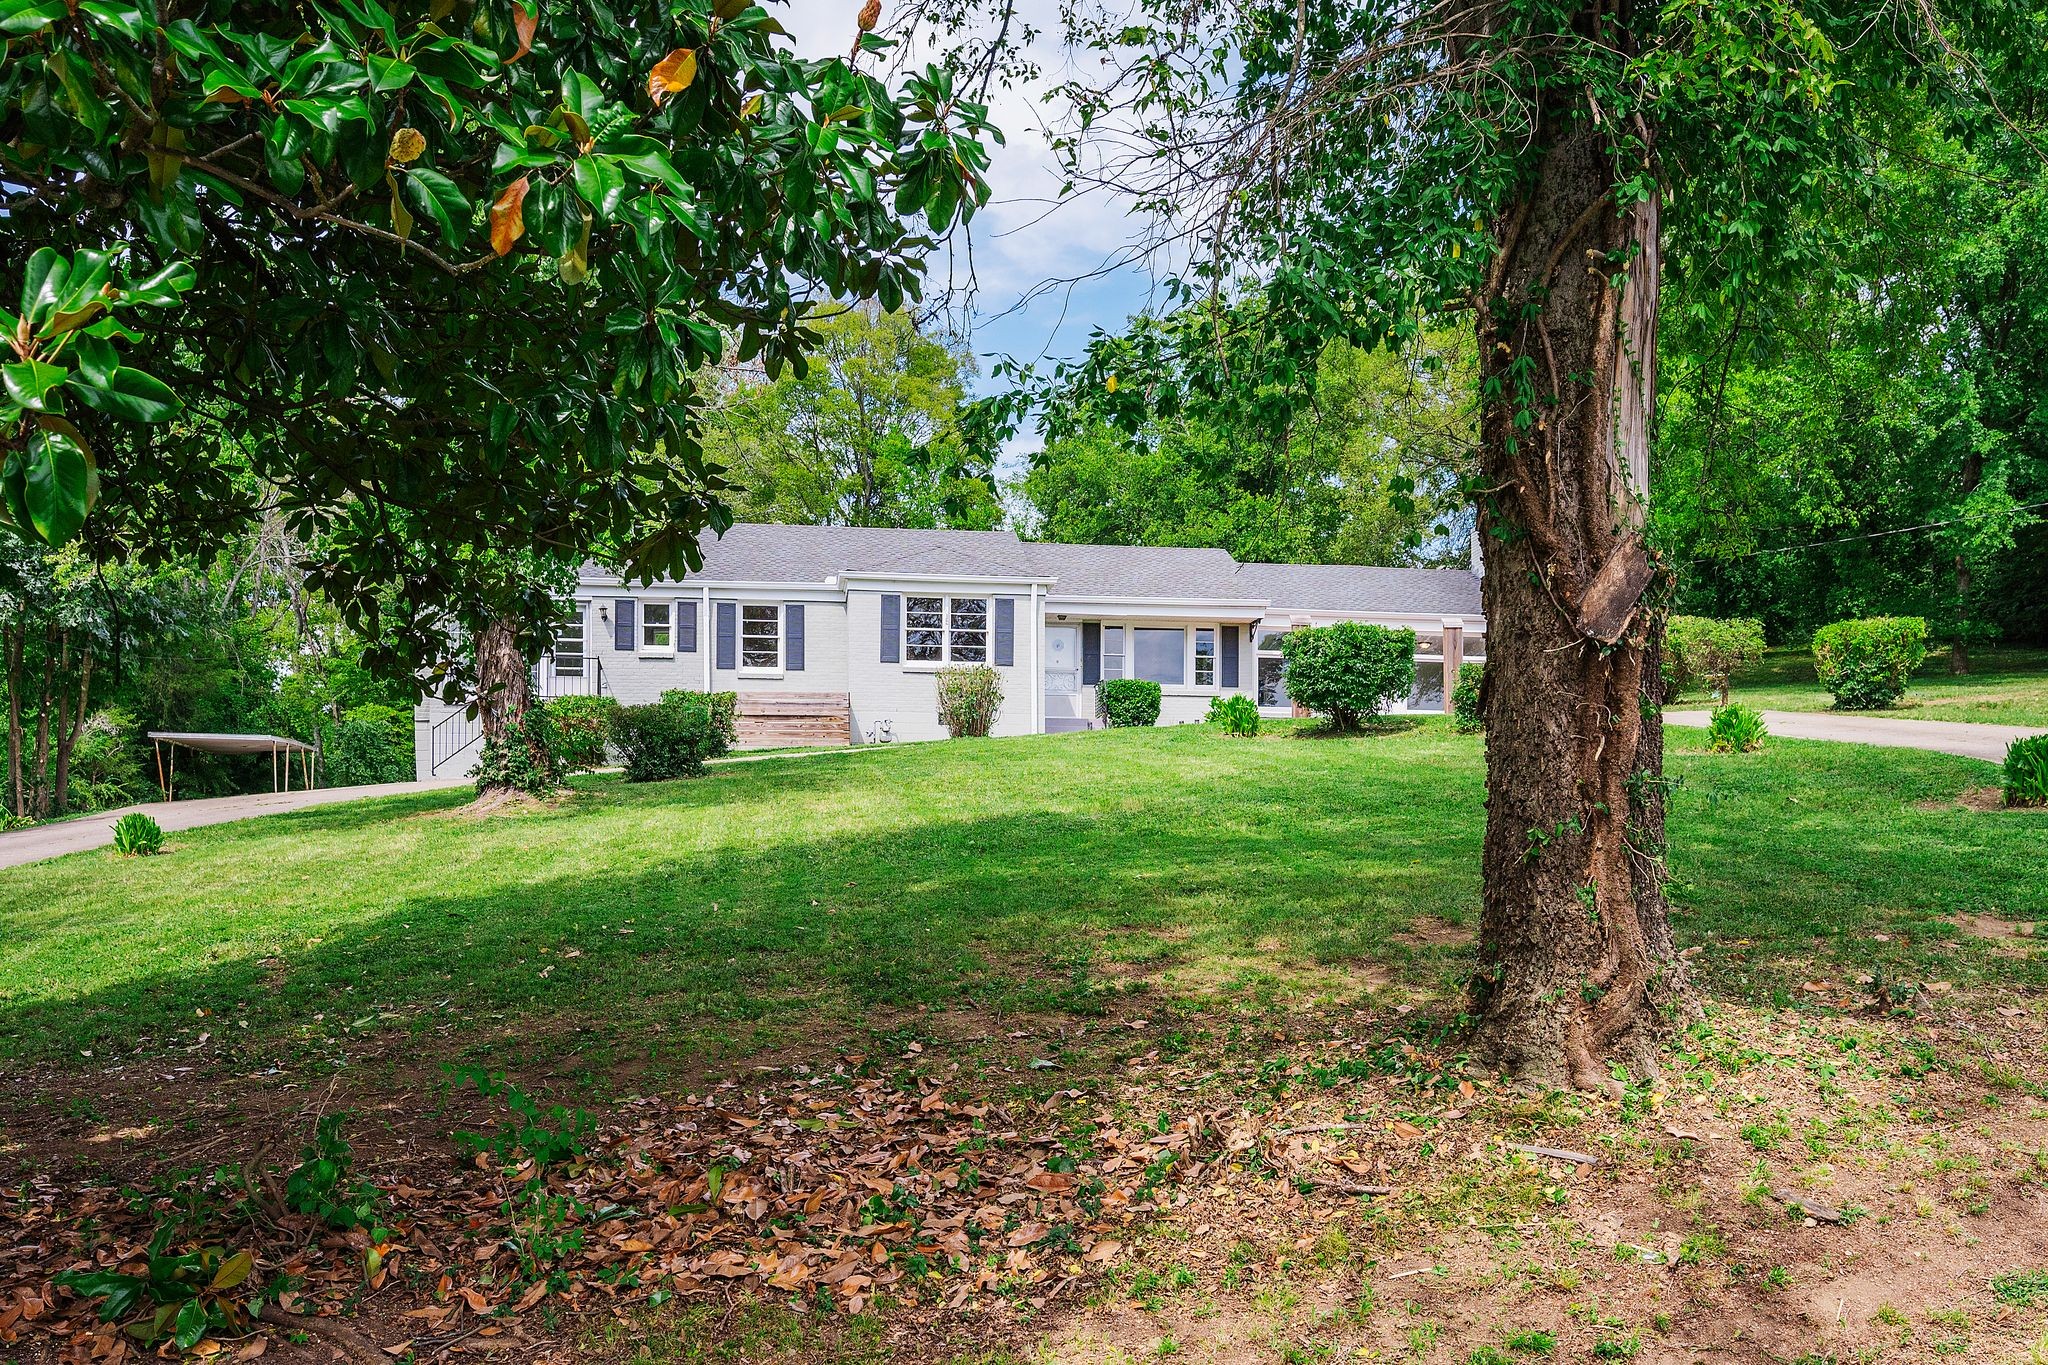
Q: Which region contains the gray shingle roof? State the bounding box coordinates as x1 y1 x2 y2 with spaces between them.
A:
678 523 1482 617
1234 562 1483 617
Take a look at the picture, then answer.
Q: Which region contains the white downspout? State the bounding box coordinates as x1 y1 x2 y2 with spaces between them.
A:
702 583 712 691
1029 581 1041 734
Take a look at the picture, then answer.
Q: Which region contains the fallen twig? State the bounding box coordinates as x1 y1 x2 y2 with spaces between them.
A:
1770 1189 1842 1223
257 1304 387 1365
1503 1142 1599 1166
1271 1121 1379 1136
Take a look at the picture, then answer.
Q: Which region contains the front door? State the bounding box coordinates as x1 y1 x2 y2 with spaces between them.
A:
1043 625 1081 722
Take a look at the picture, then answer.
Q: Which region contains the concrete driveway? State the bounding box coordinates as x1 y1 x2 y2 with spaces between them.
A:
0 779 470 871
1664 709 2042 763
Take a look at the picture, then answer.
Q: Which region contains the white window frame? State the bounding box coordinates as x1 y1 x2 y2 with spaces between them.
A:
902 595 990 666
740 602 783 674
1100 626 1126 680
1193 626 1217 689
553 616 586 677
1131 625 1188 687
639 600 674 656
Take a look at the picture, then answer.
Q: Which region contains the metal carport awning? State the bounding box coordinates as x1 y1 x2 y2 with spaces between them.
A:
146 732 317 800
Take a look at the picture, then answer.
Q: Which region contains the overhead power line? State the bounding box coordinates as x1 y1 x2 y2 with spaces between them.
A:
1683 499 2048 566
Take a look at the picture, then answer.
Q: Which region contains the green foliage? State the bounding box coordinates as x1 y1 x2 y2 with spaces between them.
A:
2003 735 2048 809
704 308 1001 530
548 696 622 772
52 1222 257 1350
934 665 1003 738
1279 623 1416 729
3 0 996 688
1206 692 1260 735
1666 617 1766 705
110 811 163 856
322 703 413 787
1812 617 1930 709
1452 663 1485 733
1991 1269 2048 1307
1097 678 1162 728
284 1114 383 1232
445 1067 594 1171
1503 1328 1556 1355
612 694 717 782
66 709 147 811
471 704 563 798
1707 703 1768 754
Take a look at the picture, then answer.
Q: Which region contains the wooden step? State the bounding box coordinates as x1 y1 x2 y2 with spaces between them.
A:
733 691 851 748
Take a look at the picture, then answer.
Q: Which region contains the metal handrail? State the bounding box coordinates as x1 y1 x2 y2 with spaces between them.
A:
427 656 604 776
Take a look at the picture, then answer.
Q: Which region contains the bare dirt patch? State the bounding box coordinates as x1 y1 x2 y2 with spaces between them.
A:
1393 915 1476 948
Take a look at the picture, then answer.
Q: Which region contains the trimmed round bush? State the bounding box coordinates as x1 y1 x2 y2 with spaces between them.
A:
1206 693 1259 736
1707 702 1768 753
1097 678 1162 728
1451 663 1484 734
1279 622 1416 729
612 694 716 781
1812 617 1928 710
549 695 621 771
936 665 1004 738
2005 734 2048 809
111 811 165 856
1666 615 1765 705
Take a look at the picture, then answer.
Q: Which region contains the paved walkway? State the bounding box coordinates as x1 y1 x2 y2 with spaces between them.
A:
1665 709 2041 763
0 779 470 871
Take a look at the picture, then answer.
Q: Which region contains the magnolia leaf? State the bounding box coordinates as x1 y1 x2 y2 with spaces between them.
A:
125 261 197 308
0 0 68 36
403 168 471 248
508 0 535 61
490 176 530 255
387 171 414 240
210 1250 255 1291
3 360 67 411
558 210 591 284
69 365 181 423
9 422 95 543
20 247 68 327
388 127 427 163
648 48 697 107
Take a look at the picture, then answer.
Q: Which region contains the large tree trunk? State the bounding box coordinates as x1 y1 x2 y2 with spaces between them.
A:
473 615 535 790
1467 117 1685 1093
5 624 22 819
53 646 91 817
1950 449 1983 675
29 623 55 820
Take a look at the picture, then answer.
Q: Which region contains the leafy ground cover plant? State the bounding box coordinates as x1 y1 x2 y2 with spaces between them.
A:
109 812 163 856
471 704 563 798
445 1066 595 1172
1279 623 1416 729
284 1114 384 1232
2004 735 2048 808
52 1223 257 1352
1097 678 1163 727
1812 618 1929 709
1707 703 1767 754
1666 617 1766 706
935 665 1003 738
1206 693 1259 735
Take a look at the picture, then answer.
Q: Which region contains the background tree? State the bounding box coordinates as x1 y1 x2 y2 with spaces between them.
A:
979 0 2036 1089
2 0 996 777
701 307 1002 528
1018 332 1475 564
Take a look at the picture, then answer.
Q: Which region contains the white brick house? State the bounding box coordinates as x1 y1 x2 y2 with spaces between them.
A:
415 523 1484 776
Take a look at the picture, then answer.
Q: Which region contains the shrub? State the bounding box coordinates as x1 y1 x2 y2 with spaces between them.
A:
655 689 735 756
935 665 1003 738
111 811 164 856
612 694 716 781
285 1114 383 1231
1206 692 1260 735
68 709 147 811
323 703 413 786
1707 702 1768 753
1097 677 1163 728
1812 617 1928 709
471 703 563 796
2005 735 2048 809
548 695 621 771
1452 663 1485 733
1280 622 1416 729
1665 615 1765 705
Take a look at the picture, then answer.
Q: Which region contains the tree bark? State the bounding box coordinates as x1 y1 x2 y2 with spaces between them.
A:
53 645 91 817
473 615 536 791
5 623 22 819
1950 448 1982 675
1467 115 1685 1093
29 622 56 820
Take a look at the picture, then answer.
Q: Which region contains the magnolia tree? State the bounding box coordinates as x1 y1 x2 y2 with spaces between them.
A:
1 0 996 778
976 0 2030 1090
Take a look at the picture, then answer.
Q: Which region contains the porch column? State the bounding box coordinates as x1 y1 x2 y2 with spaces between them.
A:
1441 618 1464 715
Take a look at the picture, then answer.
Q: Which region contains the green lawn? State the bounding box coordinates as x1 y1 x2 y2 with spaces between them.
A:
1679 644 2048 726
1 722 2041 1080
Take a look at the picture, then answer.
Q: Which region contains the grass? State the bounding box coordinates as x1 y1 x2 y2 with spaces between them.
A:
1680 645 2048 726
0 720 2042 1078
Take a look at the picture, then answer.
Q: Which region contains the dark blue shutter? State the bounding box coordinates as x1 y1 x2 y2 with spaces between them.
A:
1220 624 1240 688
614 599 636 652
785 604 805 671
1081 622 1102 685
715 601 736 670
678 600 698 653
994 598 1015 667
879 594 900 663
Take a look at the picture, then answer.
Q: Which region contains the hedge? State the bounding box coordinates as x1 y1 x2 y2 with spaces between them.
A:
1812 617 1928 710
1279 622 1416 728
1097 678 1162 727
